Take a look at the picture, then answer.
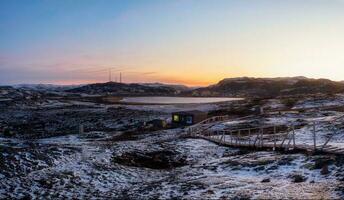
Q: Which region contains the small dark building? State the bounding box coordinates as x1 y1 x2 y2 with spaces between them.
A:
146 119 167 129
172 110 208 126
252 106 264 115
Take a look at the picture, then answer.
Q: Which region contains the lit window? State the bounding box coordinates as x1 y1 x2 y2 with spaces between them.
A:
173 115 179 122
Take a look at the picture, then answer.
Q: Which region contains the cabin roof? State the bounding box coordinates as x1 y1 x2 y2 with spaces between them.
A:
172 110 207 116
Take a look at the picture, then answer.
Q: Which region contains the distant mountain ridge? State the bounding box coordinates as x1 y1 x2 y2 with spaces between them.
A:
13 84 83 92
66 82 187 96
187 77 344 97
3 77 344 98
138 83 191 91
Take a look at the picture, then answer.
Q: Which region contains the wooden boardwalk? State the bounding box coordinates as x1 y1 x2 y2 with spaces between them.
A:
185 115 344 155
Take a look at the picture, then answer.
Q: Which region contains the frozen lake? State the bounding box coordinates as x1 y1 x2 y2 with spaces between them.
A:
120 96 243 104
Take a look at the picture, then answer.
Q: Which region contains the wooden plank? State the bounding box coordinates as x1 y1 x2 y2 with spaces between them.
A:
280 129 290 148
334 150 344 154
238 130 241 145
253 131 259 147
321 128 337 150
313 122 317 150
260 128 264 148
187 114 344 155
292 126 296 148
273 126 276 150
323 146 340 150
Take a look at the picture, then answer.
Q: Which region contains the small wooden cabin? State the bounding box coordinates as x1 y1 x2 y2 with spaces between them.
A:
172 110 208 126
146 119 167 129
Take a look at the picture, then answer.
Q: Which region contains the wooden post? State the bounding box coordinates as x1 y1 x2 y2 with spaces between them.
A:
292 125 296 149
79 124 84 134
273 126 276 151
254 130 259 147
313 122 316 151
260 128 264 148
238 130 241 145
235 131 238 146
222 131 226 143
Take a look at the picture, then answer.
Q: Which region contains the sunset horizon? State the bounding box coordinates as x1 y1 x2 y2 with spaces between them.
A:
4 75 344 88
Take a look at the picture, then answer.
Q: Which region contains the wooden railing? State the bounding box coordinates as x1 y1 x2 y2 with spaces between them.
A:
186 114 344 155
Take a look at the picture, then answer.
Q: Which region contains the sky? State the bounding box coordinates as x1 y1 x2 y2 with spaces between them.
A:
1 0 344 86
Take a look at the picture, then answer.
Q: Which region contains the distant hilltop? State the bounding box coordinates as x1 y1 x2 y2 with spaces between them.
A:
66 82 191 96
187 77 344 97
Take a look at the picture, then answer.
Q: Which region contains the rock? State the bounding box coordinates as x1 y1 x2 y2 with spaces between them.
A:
321 165 330 175
314 156 335 169
277 156 294 166
261 178 270 183
289 173 307 183
112 150 187 169
206 190 215 194
302 163 315 170
254 166 265 171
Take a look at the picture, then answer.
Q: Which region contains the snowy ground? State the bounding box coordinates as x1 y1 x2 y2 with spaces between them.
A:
1 128 343 199
1 97 344 199
293 94 344 110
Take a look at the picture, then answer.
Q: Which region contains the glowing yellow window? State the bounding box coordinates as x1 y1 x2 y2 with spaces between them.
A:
173 115 179 122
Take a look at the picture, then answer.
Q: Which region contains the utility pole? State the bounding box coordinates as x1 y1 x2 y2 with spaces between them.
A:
109 68 112 82
120 72 122 83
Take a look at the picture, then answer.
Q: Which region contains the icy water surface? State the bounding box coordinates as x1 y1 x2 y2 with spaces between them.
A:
120 96 243 104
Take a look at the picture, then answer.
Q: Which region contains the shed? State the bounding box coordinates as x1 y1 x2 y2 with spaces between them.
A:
172 110 208 126
146 119 167 129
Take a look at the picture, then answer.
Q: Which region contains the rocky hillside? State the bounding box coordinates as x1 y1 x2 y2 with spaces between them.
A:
188 77 344 97
4 77 344 98
66 82 184 96
139 83 191 92
0 86 43 100
14 84 82 92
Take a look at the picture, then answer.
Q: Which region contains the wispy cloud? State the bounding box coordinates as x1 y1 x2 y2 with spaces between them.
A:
141 72 157 75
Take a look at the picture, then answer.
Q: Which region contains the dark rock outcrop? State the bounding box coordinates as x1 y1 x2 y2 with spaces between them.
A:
112 150 187 169
289 173 307 183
